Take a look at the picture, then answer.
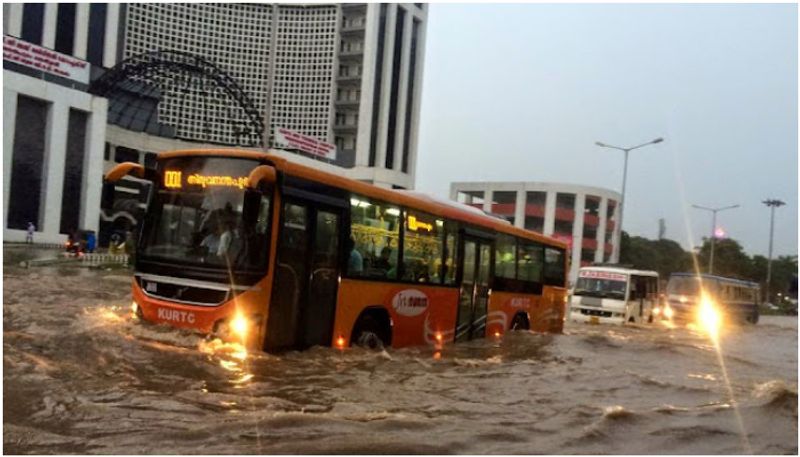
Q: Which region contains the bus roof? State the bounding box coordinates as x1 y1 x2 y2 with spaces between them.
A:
157 148 568 250
669 272 759 288
579 266 659 278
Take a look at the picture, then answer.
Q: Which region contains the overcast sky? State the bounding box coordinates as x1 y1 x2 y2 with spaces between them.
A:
415 3 798 258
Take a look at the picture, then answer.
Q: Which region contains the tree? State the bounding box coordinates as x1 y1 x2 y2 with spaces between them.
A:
694 237 752 279
619 232 692 278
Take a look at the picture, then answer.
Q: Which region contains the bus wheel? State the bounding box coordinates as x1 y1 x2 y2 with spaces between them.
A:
648 314 654 324
510 313 530 331
351 312 391 350
746 312 759 325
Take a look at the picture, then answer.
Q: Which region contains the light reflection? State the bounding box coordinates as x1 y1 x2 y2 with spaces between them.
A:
198 338 252 387
670 145 752 453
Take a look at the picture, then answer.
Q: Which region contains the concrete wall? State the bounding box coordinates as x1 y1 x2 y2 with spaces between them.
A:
3 70 108 244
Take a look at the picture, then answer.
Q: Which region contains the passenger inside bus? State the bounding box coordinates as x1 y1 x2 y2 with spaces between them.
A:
372 246 394 277
347 237 364 274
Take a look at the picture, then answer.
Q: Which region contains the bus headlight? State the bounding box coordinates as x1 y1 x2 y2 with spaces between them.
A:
663 305 674 319
231 313 249 338
697 297 721 337
215 314 261 341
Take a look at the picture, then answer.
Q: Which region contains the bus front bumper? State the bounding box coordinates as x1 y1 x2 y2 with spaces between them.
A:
569 308 625 326
131 278 264 348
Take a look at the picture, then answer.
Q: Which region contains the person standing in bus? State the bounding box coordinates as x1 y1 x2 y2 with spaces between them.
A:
347 237 363 274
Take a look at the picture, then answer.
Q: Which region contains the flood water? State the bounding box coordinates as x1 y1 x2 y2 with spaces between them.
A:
3 250 798 454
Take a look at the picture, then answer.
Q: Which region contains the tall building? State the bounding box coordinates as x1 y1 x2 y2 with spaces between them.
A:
116 3 427 189
451 182 622 282
3 3 427 244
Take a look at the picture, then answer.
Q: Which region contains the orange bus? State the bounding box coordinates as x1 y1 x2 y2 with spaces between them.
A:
105 149 569 351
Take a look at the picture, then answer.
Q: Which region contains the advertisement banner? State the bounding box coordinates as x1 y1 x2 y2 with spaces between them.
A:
274 126 337 161
3 35 90 84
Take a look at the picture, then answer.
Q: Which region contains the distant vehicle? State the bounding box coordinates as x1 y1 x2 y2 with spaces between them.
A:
666 273 760 324
569 266 660 325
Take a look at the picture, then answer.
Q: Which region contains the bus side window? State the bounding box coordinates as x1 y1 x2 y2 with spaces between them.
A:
402 210 443 283
543 247 566 287
348 195 400 280
442 222 458 285
494 234 516 290
518 240 543 284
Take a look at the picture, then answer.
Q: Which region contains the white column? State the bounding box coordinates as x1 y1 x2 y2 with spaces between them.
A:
596 197 609 263
406 14 426 186
3 90 18 226
42 3 58 48
482 188 493 213
571 193 586 281
5 3 23 37
41 101 69 235
80 97 108 231
73 3 90 59
514 189 525 229
103 3 120 68
391 7 412 171
374 3 396 169
543 191 556 236
355 4 379 167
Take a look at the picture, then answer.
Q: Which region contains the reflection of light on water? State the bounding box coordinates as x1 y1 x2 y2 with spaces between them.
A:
669 144 752 454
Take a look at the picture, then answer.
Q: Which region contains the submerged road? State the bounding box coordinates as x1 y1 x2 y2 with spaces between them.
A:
3 248 797 454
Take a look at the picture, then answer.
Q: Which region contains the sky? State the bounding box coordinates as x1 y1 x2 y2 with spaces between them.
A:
415 3 798 258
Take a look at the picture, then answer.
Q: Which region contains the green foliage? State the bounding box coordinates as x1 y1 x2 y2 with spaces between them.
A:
619 232 692 278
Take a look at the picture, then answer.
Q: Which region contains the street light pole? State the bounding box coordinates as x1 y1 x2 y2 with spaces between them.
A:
763 198 785 304
595 137 664 262
691 204 740 274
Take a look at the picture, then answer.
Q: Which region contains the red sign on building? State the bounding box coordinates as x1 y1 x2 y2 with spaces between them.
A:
3 35 90 84
274 127 337 161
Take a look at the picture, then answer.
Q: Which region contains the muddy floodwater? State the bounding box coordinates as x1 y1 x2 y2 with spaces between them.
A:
3 250 797 454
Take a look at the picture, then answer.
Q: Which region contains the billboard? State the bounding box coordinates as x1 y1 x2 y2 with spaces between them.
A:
3 35 90 84
274 126 337 161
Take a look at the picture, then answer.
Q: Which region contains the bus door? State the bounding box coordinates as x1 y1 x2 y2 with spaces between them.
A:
455 237 492 341
629 275 649 322
266 198 343 350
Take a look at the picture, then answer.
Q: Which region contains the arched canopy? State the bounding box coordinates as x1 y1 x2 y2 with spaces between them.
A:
90 49 264 147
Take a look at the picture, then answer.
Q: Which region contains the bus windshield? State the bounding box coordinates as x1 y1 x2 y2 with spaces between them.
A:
573 276 627 300
139 156 272 271
667 276 701 296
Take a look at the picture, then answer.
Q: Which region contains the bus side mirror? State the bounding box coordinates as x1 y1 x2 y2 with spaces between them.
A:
247 165 277 192
105 162 146 183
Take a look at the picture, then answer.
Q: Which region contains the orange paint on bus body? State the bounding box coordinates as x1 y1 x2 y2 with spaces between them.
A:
333 279 460 347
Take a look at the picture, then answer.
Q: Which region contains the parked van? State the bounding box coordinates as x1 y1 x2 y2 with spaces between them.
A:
569 266 660 325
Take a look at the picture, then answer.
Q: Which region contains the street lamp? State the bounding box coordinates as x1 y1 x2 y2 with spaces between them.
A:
763 198 785 304
691 204 739 275
595 137 664 262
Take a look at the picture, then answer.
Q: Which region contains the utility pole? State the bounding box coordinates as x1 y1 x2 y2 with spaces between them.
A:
691 204 739 275
763 199 785 304
595 137 664 262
